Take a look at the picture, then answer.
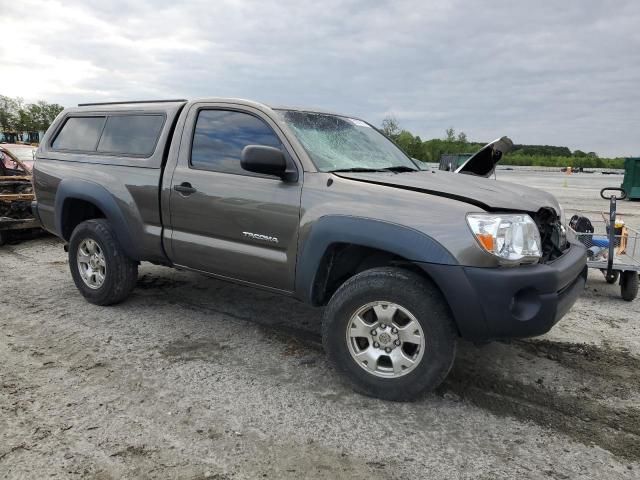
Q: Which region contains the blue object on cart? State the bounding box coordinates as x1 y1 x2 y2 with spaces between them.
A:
592 236 610 248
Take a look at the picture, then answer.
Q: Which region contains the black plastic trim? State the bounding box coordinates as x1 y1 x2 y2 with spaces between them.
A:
54 179 138 259
418 242 587 340
295 215 457 303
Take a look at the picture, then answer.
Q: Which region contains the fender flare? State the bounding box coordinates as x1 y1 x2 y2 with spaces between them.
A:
294 215 457 303
54 178 139 259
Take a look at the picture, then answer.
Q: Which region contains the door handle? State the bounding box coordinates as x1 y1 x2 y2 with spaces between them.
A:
174 182 197 195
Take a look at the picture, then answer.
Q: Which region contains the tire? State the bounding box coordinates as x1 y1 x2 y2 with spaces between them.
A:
620 271 639 302
68 219 138 306
604 270 619 284
322 267 457 401
0 231 6 246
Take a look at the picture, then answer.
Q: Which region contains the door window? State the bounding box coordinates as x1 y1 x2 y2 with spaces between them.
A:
190 109 282 175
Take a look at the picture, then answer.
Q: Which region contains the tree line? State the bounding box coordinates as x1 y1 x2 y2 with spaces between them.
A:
380 117 625 169
0 95 64 143
0 97 626 169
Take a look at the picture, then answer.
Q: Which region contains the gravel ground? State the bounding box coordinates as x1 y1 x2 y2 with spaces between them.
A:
1 171 639 479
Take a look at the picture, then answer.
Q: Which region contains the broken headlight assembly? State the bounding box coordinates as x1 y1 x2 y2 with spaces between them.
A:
466 213 542 265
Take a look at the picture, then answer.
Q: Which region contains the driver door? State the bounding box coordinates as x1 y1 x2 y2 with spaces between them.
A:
167 105 302 292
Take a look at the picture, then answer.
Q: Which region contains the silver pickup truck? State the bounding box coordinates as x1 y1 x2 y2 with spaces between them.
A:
32 98 587 400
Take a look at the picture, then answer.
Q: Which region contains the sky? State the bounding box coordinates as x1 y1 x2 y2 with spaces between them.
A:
1 0 638 157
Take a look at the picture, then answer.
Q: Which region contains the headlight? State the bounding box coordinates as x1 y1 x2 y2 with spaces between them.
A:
466 213 542 265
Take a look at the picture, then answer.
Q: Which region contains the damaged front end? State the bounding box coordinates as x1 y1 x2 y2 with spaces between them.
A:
454 138 570 263
534 207 569 263
0 147 38 244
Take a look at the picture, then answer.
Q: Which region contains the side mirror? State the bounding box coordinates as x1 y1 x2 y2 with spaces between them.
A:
241 145 288 179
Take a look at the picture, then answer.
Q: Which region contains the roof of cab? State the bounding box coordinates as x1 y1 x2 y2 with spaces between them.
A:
77 99 187 107
73 98 358 120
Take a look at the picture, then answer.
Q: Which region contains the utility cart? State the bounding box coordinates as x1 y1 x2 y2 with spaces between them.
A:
567 187 639 301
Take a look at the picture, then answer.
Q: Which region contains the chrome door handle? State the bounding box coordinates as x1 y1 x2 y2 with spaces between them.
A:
174 182 197 195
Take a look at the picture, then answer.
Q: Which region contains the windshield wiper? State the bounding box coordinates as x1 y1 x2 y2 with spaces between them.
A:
382 166 418 172
328 166 418 174
328 167 390 173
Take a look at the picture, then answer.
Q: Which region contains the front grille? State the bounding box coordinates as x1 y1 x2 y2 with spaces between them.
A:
534 208 568 263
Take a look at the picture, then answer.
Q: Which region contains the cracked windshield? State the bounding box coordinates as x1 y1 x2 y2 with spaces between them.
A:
277 110 417 172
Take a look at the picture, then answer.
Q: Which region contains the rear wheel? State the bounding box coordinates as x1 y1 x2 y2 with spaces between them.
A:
69 219 138 305
620 271 638 302
322 267 457 401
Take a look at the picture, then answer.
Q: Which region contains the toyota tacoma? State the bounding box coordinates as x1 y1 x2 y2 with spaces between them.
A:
32 99 587 400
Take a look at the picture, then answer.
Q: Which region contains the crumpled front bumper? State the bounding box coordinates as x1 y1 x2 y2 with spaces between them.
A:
419 241 588 340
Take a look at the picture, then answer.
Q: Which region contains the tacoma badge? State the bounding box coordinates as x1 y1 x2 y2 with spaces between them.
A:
242 232 279 244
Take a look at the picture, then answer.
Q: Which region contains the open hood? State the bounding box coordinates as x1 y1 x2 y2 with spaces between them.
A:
455 136 513 177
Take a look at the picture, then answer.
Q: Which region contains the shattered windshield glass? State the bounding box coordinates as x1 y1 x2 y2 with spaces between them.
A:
276 110 417 172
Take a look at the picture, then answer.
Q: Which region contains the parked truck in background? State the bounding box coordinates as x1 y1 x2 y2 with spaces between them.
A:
31 99 587 400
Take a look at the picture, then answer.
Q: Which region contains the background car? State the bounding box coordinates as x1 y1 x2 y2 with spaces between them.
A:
0 143 37 171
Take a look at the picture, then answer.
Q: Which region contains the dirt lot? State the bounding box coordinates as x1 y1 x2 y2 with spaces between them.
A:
1 171 638 479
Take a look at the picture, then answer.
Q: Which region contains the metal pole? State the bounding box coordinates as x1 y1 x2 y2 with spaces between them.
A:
607 195 616 277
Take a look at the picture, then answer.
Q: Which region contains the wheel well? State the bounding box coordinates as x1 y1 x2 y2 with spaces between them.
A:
311 243 428 306
60 198 106 240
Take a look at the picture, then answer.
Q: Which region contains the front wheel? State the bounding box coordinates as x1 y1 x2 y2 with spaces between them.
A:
68 219 138 305
322 267 457 401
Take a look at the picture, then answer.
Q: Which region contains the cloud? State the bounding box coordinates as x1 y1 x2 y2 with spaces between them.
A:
0 0 638 156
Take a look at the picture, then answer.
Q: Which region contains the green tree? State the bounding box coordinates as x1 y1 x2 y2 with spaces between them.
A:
0 95 20 132
445 127 456 142
371 118 620 169
381 117 400 139
0 95 64 142
39 101 64 130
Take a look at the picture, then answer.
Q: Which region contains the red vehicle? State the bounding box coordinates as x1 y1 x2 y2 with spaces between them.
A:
0 143 37 171
0 143 38 245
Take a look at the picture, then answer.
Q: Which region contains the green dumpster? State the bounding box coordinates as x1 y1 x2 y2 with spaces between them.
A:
622 157 640 200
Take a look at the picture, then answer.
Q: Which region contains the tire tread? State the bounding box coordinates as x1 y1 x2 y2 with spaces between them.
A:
621 271 639 302
69 219 138 306
322 266 457 401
